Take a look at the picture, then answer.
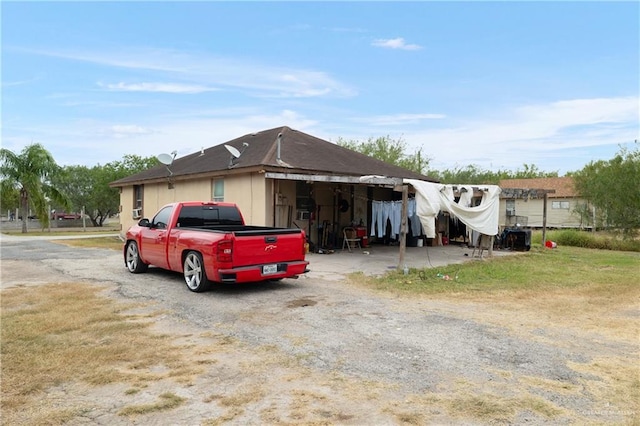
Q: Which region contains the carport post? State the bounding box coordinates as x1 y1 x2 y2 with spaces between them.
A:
398 184 408 271
542 192 548 247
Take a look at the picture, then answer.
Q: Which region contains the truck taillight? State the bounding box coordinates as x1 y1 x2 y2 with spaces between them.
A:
302 231 308 255
217 240 233 262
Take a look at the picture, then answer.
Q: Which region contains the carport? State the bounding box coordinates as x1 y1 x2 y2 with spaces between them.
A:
266 172 503 271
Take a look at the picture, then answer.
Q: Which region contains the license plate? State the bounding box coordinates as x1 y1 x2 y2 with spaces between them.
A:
262 264 278 275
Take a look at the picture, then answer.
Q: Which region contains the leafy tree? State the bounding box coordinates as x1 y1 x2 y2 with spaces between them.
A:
337 136 431 175
572 202 595 230
432 163 558 184
52 155 158 226
0 144 69 233
573 144 640 238
336 136 558 184
0 181 20 216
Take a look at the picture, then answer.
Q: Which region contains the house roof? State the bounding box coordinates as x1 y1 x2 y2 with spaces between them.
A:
110 126 437 186
499 177 577 198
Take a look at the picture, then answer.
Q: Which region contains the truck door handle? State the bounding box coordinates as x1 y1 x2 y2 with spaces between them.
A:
265 236 277 243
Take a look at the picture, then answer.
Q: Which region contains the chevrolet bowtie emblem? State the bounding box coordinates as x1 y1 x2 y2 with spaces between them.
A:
265 245 277 251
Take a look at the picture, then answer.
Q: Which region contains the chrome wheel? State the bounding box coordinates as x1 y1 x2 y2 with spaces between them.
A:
125 241 147 273
184 251 209 292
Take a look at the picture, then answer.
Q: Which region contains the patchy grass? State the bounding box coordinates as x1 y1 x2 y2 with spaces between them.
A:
53 236 123 250
119 392 186 416
442 392 563 423
445 392 564 422
0 282 203 425
349 247 640 343
350 245 640 423
1 225 120 236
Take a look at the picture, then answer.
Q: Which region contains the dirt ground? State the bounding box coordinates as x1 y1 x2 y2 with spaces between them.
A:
1 235 638 425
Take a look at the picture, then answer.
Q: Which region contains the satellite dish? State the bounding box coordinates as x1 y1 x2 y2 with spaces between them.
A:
224 144 241 158
157 153 174 165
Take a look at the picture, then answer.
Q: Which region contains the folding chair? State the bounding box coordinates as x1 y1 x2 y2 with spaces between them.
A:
342 227 361 252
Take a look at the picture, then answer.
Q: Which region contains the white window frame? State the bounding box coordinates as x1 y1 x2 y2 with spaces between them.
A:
134 185 144 209
552 201 570 209
212 179 224 202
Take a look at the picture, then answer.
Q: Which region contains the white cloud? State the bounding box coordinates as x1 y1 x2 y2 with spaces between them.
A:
360 113 447 126
108 124 154 139
395 96 639 172
5 90 636 175
327 26 367 33
11 109 320 167
1 76 41 87
22 47 356 99
371 37 422 51
100 82 218 94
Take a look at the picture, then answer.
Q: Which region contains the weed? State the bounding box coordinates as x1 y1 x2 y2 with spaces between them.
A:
118 392 186 416
532 229 640 251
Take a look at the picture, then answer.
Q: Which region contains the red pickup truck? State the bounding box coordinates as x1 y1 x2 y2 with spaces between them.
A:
124 201 309 292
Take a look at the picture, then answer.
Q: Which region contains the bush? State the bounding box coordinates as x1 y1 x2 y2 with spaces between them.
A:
531 230 640 252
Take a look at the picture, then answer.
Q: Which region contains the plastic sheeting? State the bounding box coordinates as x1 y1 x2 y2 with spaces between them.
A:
404 179 502 238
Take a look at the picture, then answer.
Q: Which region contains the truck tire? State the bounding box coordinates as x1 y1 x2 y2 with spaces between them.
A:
183 251 210 292
125 241 148 273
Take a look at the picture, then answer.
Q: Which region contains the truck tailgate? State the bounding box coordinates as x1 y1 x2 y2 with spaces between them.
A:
231 231 305 267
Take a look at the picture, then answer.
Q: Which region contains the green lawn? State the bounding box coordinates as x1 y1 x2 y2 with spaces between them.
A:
353 246 640 295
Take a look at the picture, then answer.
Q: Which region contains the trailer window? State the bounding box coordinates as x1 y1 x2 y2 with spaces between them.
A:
552 201 570 209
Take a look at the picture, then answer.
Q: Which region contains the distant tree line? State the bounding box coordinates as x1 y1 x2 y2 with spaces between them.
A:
337 136 558 184
340 136 639 238
571 143 639 239
0 144 157 232
2 138 638 237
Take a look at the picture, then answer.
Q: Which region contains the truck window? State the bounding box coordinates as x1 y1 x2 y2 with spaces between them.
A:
177 205 243 227
152 206 173 229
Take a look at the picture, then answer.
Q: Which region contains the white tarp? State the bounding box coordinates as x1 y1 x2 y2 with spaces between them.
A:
404 179 502 238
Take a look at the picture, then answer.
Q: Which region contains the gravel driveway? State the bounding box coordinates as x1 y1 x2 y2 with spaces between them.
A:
1 236 635 425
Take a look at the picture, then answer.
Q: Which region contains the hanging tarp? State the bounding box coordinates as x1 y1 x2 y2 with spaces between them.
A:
404 179 501 238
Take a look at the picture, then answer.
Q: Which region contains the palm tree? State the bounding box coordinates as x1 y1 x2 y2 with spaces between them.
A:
0 143 69 233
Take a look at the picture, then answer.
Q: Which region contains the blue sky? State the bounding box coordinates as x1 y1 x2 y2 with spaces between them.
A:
2 1 638 175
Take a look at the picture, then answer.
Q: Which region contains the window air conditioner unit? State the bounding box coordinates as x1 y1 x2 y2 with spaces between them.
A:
132 208 142 219
296 211 310 220
506 208 515 217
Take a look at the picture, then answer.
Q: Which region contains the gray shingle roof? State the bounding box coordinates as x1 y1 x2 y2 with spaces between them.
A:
110 126 437 186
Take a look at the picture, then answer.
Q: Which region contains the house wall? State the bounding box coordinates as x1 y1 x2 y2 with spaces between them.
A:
272 179 296 228
118 173 271 235
119 186 135 232
118 179 212 233
309 183 334 247
499 197 586 229
226 173 268 226
353 185 368 226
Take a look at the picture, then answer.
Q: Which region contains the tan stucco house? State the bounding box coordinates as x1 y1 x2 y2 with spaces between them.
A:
110 126 436 249
499 177 592 229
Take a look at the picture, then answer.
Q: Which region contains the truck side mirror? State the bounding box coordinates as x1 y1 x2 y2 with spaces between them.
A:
138 218 151 227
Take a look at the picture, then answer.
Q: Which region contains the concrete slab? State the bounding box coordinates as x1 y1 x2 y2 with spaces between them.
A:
305 243 517 281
